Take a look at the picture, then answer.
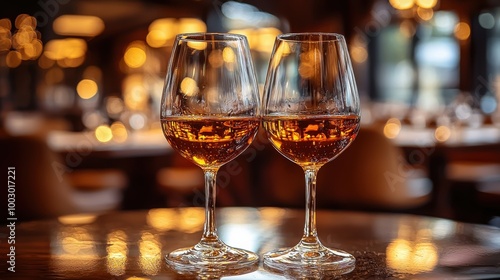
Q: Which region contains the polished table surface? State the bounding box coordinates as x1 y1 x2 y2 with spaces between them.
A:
2 207 500 279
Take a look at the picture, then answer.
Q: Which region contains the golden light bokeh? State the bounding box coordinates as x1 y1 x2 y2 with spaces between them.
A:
383 118 402 139
44 38 87 67
222 46 236 64
53 15 105 37
124 42 147 68
390 0 415 10
415 0 438 9
6 50 22 68
95 125 113 143
111 121 128 143
123 74 149 110
180 77 199 96
187 41 207 51
454 22 471 41
177 18 207 34
77 79 99 99
146 18 177 48
351 46 368 63
434 125 451 142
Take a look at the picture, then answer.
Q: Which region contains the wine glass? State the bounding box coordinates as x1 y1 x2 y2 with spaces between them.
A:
160 33 260 271
261 33 360 273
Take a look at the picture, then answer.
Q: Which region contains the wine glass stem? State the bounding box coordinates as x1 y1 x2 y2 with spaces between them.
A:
303 168 319 243
201 168 219 243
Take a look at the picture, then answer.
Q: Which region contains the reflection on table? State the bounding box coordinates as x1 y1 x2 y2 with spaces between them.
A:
3 207 500 279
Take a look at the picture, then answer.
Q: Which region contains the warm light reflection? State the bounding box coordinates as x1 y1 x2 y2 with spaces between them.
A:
387 224 438 274
146 208 204 233
147 208 177 231
138 232 162 276
270 41 291 68
383 118 402 139
298 48 321 79
208 49 224 68
223 46 236 71
178 207 204 233
52 226 99 274
187 41 207 51
58 214 97 225
434 125 451 142
53 15 105 37
95 124 113 143
222 46 236 63
180 77 199 96
386 238 438 273
106 230 128 276
124 41 147 68
77 79 98 99
454 22 471 40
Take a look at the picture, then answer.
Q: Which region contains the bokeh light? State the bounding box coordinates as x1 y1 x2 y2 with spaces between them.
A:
454 22 470 41
77 79 99 99
124 41 147 68
95 125 113 143
434 125 451 142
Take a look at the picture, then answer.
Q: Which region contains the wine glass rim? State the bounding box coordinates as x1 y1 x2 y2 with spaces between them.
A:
176 32 247 42
277 32 345 42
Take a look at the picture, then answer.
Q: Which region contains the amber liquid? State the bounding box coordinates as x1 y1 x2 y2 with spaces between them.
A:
162 117 260 168
262 115 360 167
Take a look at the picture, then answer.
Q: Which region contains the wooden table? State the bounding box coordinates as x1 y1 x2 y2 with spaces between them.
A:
1 207 500 279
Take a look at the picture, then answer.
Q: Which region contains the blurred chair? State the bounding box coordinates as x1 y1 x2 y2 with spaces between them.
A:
0 136 127 221
256 126 433 211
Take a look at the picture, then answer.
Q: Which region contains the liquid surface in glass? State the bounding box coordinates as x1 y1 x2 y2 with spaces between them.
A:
262 115 360 167
162 116 260 168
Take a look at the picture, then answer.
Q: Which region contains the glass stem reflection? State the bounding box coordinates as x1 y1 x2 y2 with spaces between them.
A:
201 168 219 242
302 168 319 243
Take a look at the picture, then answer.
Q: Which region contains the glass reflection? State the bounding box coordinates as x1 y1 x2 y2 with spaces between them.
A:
51 225 99 275
146 208 204 233
138 231 162 276
386 226 438 273
106 230 128 276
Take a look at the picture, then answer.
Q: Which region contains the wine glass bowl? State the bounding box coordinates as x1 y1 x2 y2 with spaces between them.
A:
262 33 360 273
160 33 260 271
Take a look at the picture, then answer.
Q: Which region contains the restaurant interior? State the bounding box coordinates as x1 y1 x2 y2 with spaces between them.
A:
1 0 500 228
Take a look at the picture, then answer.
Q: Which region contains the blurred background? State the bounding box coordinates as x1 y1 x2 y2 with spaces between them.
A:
1 0 499 226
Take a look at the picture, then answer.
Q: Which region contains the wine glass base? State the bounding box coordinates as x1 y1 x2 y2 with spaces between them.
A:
166 239 259 272
263 240 355 276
